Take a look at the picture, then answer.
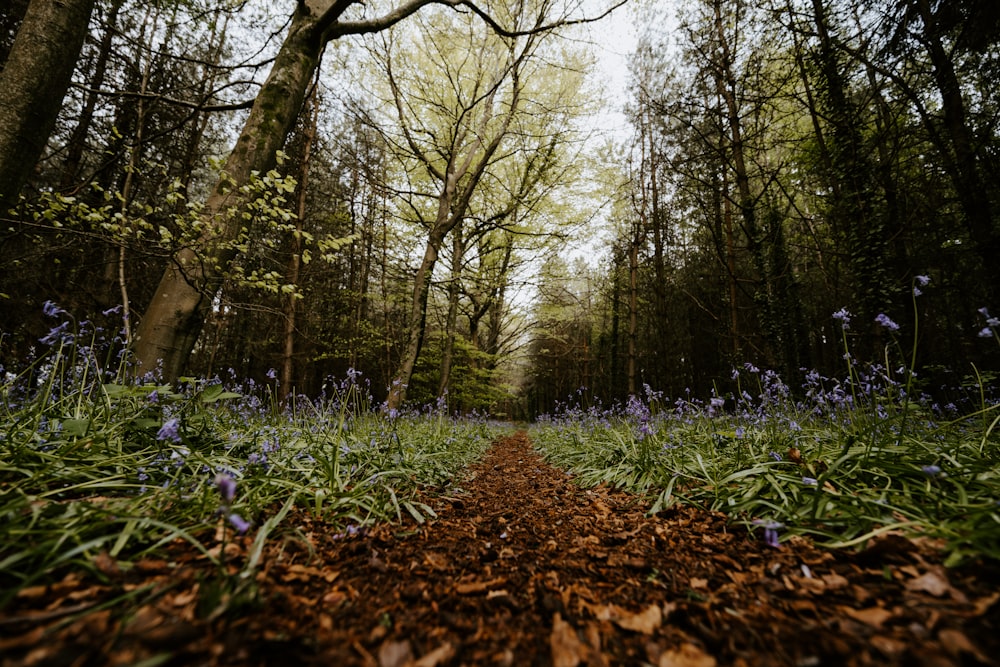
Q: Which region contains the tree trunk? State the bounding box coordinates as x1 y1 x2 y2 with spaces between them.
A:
913 0 998 295
282 75 320 399
387 188 455 409
0 0 97 214
59 0 123 190
627 225 639 396
438 222 464 398
810 0 890 351
132 5 325 379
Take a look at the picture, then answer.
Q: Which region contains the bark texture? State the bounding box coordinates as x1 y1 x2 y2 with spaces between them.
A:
0 0 97 213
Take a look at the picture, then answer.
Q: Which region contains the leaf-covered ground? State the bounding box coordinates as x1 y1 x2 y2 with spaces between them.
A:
2 431 999 666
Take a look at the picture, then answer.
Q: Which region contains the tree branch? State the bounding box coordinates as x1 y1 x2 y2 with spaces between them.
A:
330 0 630 39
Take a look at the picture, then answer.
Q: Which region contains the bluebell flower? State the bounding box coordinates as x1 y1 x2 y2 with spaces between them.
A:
921 464 943 477
833 308 851 329
769 451 782 461
266 368 277 380
875 313 899 331
39 321 71 346
708 396 725 416
228 513 250 534
915 275 930 286
802 477 818 486
42 301 66 318
215 473 237 502
156 418 181 443
752 519 783 548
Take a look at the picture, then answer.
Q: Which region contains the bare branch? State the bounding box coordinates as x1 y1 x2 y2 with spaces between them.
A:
455 0 630 38
71 83 257 112
329 0 630 39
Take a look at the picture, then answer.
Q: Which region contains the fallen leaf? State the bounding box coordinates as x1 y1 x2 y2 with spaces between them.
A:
378 639 412 667
906 570 951 597
938 629 991 663
93 550 121 578
870 635 907 657
689 578 708 590
972 591 1000 616
412 642 455 667
455 577 507 595
423 552 449 571
322 590 347 606
614 604 663 635
840 605 894 629
16 585 49 600
821 573 849 590
550 613 585 667
659 642 717 667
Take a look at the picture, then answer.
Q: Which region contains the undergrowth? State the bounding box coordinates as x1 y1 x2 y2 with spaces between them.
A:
0 303 502 610
532 297 1000 566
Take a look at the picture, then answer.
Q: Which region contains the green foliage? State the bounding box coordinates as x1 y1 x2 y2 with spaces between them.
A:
23 156 356 300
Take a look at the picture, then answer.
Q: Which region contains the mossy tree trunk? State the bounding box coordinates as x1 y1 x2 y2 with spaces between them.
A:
0 0 97 214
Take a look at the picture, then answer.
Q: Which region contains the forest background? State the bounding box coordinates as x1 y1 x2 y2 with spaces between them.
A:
2 0 999 419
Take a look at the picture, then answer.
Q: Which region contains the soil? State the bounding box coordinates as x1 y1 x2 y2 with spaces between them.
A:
2 431 999 666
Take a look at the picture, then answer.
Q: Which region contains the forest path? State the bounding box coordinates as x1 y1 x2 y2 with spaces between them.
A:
3 432 998 666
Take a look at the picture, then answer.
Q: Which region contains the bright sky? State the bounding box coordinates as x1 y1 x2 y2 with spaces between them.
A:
582 0 639 140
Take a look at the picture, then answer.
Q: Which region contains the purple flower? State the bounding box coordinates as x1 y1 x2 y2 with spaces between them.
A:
753 519 783 548
42 300 66 318
921 465 942 477
915 275 930 287
875 313 899 331
769 451 782 461
215 474 237 502
832 308 851 329
39 321 71 346
266 368 277 380
978 308 999 336
148 390 159 405
802 477 818 486
228 513 250 534
708 396 725 416
156 417 181 443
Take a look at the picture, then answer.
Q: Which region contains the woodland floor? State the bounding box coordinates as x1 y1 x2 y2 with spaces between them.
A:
3 431 1000 667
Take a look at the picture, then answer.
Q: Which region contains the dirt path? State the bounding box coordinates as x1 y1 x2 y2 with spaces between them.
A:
3 432 999 666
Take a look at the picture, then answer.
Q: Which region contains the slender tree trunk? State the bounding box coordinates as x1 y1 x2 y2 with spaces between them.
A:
627 225 639 396
722 167 740 358
388 190 455 408
0 0 97 213
810 0 889 351
60 0 123 190
282 76 320 399
913 0 998 294
438 222 464 398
